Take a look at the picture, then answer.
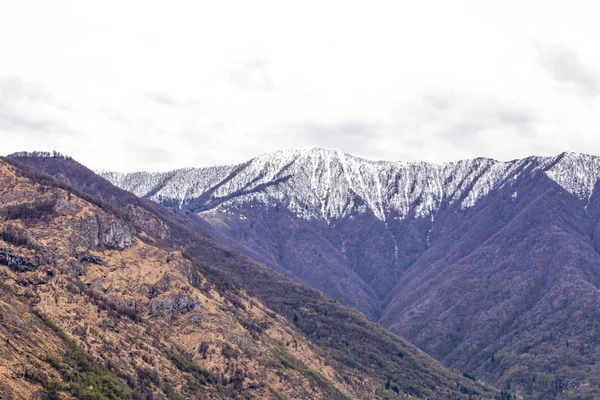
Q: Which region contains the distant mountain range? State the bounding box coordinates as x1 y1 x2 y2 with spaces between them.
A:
98 147 600 399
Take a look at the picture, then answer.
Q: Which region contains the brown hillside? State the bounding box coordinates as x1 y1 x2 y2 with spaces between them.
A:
0 159 362 399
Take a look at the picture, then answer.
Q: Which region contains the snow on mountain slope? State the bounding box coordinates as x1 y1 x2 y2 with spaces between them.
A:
545 152 600 205
101 165 238 208
99 148 600 221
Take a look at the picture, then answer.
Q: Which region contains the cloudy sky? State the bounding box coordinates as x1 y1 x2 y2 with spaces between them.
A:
1 1 599 172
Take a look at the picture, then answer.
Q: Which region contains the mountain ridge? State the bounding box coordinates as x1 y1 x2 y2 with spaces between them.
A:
96 148 600 223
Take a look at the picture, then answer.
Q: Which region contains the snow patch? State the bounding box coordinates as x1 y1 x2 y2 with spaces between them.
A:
100 148 600 223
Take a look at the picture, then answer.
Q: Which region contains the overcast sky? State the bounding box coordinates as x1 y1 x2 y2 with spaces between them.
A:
1 1 599 172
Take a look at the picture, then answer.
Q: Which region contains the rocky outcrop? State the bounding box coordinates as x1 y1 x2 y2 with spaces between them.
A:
150 294 200 322
77 252 102 265
73 212 135 250
54 199 81 216
101 217 134 249
0 248 39 272
75 215 101 248
124 205 170 240
139 284 160 299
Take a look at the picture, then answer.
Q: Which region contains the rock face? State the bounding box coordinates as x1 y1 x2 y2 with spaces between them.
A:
101 217 134 249
54 199 81 216
0 248 39 272
150 294 200 322
72 212 135 250
102 148 600 398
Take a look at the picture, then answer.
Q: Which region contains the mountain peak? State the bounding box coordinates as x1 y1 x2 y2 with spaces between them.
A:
545 151 600 201
251 146 360 165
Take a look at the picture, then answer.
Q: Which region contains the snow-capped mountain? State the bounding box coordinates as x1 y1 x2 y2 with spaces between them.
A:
100 148 600 223
99 147 600 320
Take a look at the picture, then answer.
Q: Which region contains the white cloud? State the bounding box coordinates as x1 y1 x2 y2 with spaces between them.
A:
533 42 600 97
1 0 599 171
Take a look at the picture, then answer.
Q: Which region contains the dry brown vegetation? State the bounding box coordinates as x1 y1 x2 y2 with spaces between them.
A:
0 160 357 399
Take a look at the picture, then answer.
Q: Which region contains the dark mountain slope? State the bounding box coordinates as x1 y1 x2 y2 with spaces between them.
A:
381 171 600 398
